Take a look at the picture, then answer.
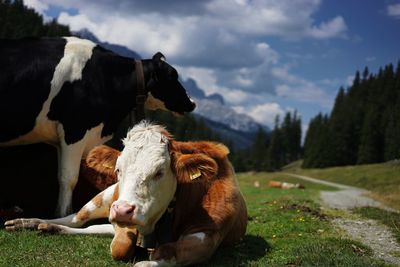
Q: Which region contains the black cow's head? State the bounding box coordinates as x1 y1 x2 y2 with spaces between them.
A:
145 52 196 115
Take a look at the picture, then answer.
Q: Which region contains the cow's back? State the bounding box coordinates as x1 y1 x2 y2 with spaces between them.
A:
0 38 66 143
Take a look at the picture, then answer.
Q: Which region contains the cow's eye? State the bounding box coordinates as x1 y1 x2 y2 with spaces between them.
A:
115 168 120 175
154 170 163 180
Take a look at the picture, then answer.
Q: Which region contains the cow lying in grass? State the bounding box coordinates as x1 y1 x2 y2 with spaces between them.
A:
5 121 248 266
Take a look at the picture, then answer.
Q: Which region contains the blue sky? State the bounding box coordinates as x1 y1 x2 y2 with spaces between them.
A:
26 0 400 134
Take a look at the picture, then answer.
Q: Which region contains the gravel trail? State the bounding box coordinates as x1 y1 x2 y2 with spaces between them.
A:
286 173 400 266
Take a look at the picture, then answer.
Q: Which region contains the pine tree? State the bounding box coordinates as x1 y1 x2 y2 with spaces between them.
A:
384 70 400 161
291 111 302 161
384 107 400 161
0 0 70 38
279 111 302 164
328 87 355 166
303 113 331 168
362 66 369 81
280 112 292 164
250 127 268 171
265 116 283 171
357 107 383 164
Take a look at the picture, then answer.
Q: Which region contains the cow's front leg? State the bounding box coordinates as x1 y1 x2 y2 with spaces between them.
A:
36 223 115 235
134 231 221 267
56 140 86 216
5 183 118 231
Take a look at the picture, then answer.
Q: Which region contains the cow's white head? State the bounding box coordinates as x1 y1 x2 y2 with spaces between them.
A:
109 121 176 235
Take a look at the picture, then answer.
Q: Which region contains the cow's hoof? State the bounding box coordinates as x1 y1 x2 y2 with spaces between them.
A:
38 223 63 234
4 218 44 231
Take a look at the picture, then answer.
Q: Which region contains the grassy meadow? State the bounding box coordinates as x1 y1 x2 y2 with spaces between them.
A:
0 172 393 266
285 160 400 210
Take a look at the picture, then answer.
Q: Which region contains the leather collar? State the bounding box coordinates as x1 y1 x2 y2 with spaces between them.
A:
134 60 146 122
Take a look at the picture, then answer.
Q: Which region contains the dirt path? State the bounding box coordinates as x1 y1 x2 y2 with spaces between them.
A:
287 174 397 212
286 173 400 266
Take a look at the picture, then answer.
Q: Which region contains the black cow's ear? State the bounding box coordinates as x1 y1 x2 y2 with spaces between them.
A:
152 52 166 63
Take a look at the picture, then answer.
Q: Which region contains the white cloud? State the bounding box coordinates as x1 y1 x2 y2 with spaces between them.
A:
179 66 256 105
223 89 253 105
44 0 348 62
58 12 96 31
203 0 347 39
306 16 347 39
272 66 335 108
318 78 342 87
59 12 190 59
234 103 287 128
346 75 355 86
178 67 220 96
24 0 53 21
24 0 48 14
365 56 376 62
271 65 298 83
301 123 308 144
387 3 400 18
275 84 333 108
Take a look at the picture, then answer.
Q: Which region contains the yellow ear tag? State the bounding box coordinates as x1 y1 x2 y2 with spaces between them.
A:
190 169 202 180
102 163 113 169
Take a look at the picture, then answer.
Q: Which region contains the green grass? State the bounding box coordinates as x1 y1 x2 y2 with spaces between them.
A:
0 231 129 267
0 172 392 266
286 160 400 210
353 207 400 244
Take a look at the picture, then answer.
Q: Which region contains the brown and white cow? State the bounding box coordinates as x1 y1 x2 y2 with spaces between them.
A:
5 121 248 266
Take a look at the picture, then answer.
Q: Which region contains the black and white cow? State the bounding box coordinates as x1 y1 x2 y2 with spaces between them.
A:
0 36 195 216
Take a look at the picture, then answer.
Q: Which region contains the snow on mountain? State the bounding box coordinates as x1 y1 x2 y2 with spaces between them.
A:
182 79 268 133
181 78 269 148
193 98 262 132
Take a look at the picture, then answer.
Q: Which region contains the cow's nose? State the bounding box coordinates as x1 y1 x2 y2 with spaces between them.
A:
109 201 135 223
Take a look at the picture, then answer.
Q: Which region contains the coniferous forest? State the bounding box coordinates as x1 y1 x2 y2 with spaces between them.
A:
303 62 400 168
0 0 70 38
229 111 302 172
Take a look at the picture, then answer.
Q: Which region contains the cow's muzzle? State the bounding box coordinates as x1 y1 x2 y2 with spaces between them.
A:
109 201 136 224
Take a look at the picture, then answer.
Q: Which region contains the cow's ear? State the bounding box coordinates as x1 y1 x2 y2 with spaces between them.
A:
152 52 166 63
172 152 218 183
